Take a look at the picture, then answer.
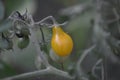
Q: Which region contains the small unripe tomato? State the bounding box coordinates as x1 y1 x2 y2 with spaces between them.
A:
51 26 73 57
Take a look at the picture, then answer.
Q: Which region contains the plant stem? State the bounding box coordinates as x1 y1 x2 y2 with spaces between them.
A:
101 60 104 80
39 27 45 43
1 69 49 80
77 45 95 77
1 66 73 80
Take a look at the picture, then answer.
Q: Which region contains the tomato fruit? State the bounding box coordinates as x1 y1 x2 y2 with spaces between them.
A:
51 26 73 57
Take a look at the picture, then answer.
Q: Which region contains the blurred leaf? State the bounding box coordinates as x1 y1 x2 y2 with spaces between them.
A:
57 15 70 23
78 0 92 3
17 36 30 49
0 20 13 32
5 0 24 16
0 34 13 50
57 0 91 6
5 0 35 17
0 38 9 49
0 60 16 78
6 40 13 50
66 10 95 54
88 72 97 80
106 37 120 57
0 39 13 50
0 0 5 21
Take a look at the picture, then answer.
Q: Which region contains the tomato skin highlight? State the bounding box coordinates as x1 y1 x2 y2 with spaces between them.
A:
51 26 73 57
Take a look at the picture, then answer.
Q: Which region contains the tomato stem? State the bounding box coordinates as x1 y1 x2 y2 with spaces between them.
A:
39 27 45 43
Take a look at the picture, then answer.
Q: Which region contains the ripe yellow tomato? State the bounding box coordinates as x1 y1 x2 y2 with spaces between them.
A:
51 26 73 57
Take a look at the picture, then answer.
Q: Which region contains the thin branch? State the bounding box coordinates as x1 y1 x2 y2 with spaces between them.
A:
91 59 102 79
35 16 54 25
39 27 45 43
76 45 96 77
101 61 104 80
1 66 74 80
35 16 68 28
1 69 49 80
49 66 74 79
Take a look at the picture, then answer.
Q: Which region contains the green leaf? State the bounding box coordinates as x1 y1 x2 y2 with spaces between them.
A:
17 36 30 49
0 60 16 78
0 20 13 32
0 0 5 21
6 40 13 50
40 43 49 54
65 10 95 57
0 38 9 49
5 0 25 16
0 32 13 50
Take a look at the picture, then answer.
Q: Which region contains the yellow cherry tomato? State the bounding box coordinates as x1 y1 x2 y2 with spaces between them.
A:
51 26 73 57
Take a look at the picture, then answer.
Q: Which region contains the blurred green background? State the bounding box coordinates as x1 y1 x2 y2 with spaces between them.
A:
0 0 94 79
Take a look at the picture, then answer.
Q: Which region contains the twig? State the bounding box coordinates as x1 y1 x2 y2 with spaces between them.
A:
35 16 68 28
101 61 104 80
91 59 102 79
1 66 73 80
35 16 54 25
39 27 45 43
76 45 96 77
1 69 49 80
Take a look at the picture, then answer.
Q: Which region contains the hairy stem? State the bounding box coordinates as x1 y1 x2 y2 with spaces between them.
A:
40 27 45 43
1 66 73 80
76 45 95 79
